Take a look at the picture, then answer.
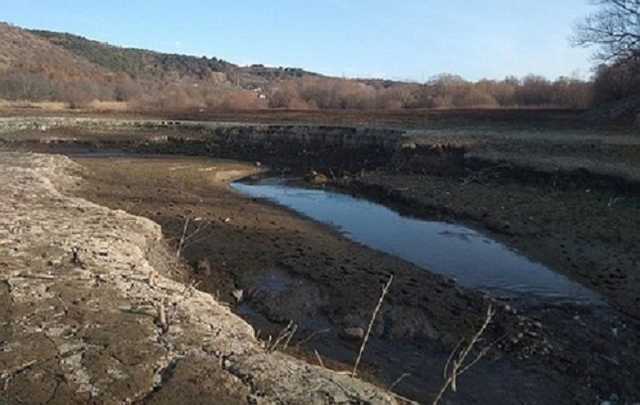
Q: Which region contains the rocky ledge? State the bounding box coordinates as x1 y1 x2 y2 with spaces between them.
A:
0 152 398 404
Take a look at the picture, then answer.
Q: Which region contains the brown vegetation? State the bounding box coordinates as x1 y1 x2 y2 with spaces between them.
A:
0 21 594 113
266 74 592 111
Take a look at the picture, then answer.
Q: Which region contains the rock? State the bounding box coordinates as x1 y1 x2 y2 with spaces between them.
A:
232 289 244 303
305 171 329 185
340 327 365 341
400 141 417 150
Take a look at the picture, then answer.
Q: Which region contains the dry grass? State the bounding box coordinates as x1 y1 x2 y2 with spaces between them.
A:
352 275 393 377
0 99 129 112
0 99 70 110
86 100 129 111
264 321 298 353
432 305 498 405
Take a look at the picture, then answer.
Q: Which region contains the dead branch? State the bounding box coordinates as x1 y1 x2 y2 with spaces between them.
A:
176 217 211 259
432 305 496 405
265 321 298 353
352 275 393 377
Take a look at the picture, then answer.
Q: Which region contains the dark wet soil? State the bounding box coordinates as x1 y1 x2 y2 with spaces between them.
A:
68 154 640 405
342 171 640 320
231 177 602 304
3 116 639 403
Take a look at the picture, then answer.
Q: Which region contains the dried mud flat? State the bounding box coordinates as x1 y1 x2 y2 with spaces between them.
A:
1 115 640 404
0 152 399 404
73 155 638 404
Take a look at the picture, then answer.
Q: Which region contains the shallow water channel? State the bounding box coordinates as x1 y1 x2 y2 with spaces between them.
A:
232 178 602 305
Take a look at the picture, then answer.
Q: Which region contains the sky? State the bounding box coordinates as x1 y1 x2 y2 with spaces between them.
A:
2 0 597 82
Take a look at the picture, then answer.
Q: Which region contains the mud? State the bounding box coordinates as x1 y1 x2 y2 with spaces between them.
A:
68 154 638 404
0 152 401 405
1 116 640 404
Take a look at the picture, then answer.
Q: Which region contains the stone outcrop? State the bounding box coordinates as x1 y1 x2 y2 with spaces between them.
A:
0 152 398 404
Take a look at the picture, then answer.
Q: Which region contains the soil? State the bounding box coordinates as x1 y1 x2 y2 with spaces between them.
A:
72 154 640 404
2 112 640 404
0 152 399 405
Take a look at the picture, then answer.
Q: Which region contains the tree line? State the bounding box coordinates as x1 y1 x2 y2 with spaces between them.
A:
2 0 637 114
266 74 592 110
572 0 640 118
0 67 594 111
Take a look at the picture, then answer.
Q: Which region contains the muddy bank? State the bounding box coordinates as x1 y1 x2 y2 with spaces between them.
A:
2 117 640 403
338 170 640 320
231 177 602 304
72 154 640 404
3 116 640 193
0 152 400 404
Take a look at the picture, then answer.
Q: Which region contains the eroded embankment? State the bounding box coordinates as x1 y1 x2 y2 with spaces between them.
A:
2 116 640 193
0 152 398 404
2 117 640 403
72 154 640 405
2 117 639 318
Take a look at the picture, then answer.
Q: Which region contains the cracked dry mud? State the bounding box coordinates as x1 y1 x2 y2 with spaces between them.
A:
0 152 399 404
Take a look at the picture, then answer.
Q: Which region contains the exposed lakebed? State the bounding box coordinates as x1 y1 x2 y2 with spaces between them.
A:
232 177 603 305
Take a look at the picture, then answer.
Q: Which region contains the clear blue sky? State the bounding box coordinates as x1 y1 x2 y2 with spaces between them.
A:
2 0 596 81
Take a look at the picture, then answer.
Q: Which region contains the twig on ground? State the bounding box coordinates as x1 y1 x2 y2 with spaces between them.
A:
314 349 326 368
432 305 496 405
1 347 85 391
265 321 298 353
388 372 411 392
176 217 190 259
0 360 37 381
352 275 393 378
14 273 56 280
295 328 331 348
176 217 210 259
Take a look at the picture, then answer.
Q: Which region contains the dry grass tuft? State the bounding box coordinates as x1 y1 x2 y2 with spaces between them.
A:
264 321 298 353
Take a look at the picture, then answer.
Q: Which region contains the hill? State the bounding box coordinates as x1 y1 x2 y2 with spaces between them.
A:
0 22 322 108
0 23 122 102
29 29 235 82
29 29 321 88
0 22 595 112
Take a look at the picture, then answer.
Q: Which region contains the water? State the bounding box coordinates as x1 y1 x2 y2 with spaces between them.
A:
232 178 602 305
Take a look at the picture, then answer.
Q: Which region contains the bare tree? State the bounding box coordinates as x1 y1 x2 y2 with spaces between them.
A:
573 0 640 62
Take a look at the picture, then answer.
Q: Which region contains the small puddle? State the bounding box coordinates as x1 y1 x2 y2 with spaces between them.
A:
232 178 603 305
